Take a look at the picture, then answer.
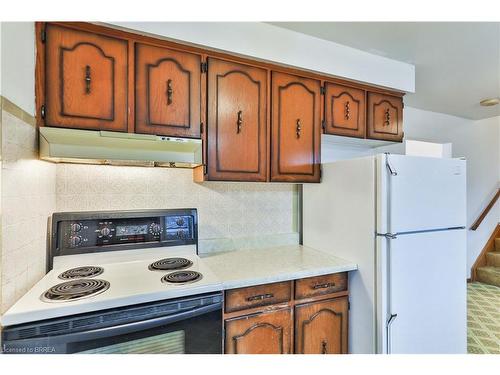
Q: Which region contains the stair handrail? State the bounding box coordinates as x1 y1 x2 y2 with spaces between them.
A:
470 188 500 231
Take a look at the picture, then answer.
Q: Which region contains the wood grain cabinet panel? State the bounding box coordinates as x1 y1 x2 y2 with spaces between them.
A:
295 297 348 354
224 308 292 354
225 281 291 313
44 23 128 131
206 58 268 181
324 83 366 138
271 72 321 182
135 43 201 138
367 92 404 142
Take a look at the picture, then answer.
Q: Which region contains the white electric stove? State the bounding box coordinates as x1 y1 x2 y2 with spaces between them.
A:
1 209 223 354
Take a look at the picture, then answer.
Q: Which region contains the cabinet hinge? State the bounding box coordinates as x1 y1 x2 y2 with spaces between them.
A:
201 61 208 73
320 85 326 95
348 300 351 310
321 120 326 131
41 28 47 43
200 122 204 134
40 105 46 120
402 101 405 109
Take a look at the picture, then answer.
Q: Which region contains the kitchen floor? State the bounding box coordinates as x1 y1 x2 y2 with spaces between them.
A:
467 282 500 354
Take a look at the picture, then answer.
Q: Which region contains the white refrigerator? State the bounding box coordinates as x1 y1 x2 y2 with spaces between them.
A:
303 154 467 354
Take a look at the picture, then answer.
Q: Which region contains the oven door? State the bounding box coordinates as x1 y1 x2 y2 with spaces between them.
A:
2 293 222 354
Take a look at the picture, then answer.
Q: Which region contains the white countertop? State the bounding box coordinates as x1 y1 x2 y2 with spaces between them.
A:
201 245 357 290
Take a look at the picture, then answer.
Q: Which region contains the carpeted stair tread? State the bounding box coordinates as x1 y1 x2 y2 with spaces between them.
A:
495 237 500 251
476 266 500 287
486 251 500 267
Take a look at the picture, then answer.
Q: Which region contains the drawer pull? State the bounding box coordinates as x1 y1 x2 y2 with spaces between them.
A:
246 293 274 302
296 118 302 138
84 65 91 94
237 110 243 133
166 79 173 104
344 101 350 120
384 108 391 126
312 282 336 290
321 340 328 354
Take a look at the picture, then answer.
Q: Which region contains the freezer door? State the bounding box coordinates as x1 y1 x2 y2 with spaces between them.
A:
386 229 467 354
381 154 466 233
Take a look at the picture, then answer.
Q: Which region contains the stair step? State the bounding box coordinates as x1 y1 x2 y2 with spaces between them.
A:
495 237 500 251
476 266 500 287
486 251 500 267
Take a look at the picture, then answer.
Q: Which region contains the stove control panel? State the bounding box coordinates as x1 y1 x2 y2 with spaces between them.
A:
54 210 197 254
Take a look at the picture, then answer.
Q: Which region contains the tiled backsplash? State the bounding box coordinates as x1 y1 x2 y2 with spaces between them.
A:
1 104 57 313
56 164 298 241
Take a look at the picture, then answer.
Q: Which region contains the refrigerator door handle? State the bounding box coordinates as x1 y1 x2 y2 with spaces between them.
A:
376 232 397 240
385 153 398 176
386 313 398 354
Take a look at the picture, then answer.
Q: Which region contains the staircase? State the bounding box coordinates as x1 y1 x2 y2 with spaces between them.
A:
476 238 500 287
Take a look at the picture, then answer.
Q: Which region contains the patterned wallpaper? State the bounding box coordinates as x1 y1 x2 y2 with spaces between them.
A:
56 164 298 241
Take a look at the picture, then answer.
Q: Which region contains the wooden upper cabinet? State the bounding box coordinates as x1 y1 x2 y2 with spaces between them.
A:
206 58 268 181
295 297 348 354
44 24 128 132
324 83 366 138
225 308 292 354
271 72 321 183
367 92 404 142
135 43 201 138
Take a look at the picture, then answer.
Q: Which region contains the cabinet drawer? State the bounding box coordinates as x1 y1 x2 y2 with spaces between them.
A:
225 281 292 313
295 273 347 300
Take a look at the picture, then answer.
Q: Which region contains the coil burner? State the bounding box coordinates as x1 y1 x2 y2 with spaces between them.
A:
58 266 104 280
41 279 110 302
149 258 193 271
161 271 203 284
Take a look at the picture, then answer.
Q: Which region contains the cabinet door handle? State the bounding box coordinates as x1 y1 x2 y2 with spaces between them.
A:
321 340 328 354
312 282 335 290
344 101 350 120
166 79 173 105
296 118 302 138
384 108 391 126
237 110 243 133
246 293 274 302
85 65 91 94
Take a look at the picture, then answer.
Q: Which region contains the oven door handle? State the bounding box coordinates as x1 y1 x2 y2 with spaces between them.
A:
38 302 222 345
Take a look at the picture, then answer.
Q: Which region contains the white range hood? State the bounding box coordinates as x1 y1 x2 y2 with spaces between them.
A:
39 127 203 168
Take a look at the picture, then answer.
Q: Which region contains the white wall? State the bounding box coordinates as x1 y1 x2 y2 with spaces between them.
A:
323 109 500 277
110 22 415 93
0 22 35 115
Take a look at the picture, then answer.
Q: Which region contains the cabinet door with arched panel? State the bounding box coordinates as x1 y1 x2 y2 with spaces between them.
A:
206 58 268 181
44 24 128 132
324 83 366 138
135 43 201 138
270 71 321 182
367 92 404 142
295 297 349 354
224 308 292 354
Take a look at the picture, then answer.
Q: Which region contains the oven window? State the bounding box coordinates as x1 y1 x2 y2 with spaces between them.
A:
79 331 185 354
65 308 221 354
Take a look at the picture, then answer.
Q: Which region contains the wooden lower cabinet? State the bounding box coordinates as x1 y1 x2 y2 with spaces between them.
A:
295 297 348 354
223 273 349 354
224 308 292 354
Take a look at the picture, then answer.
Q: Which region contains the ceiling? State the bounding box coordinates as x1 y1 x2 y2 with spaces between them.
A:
268 22 500 120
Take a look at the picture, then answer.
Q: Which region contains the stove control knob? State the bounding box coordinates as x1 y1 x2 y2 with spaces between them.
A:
70 236 82 247
70 223 82 232
176 218 185 226
150 223 161 235
100 227 111 236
